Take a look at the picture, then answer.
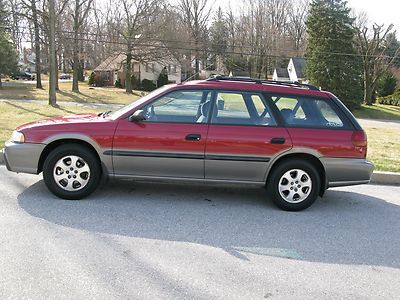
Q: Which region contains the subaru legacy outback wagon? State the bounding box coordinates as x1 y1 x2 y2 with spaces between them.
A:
2 76 373 211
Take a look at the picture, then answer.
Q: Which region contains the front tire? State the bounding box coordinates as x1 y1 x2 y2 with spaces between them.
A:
42 144 101 200
267 159 320 211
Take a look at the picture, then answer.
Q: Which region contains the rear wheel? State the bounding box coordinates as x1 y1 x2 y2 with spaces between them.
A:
43 144 101 200
267 159 320 211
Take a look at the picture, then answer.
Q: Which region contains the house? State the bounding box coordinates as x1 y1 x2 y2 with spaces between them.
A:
272 57 306 82
94 53 181 87
272 68 290 81
288 57 306 82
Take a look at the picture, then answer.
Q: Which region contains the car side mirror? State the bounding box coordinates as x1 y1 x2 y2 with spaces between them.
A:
128 110 146 122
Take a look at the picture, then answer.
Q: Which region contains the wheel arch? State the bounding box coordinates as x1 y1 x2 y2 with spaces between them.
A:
266 151 327 197
38 135 104 174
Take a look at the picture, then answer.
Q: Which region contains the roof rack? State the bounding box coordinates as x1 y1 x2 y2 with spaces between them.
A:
206 75 320 91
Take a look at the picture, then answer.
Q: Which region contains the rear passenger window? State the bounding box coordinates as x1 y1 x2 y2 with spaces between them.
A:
212 92 276 126
272 95 346 128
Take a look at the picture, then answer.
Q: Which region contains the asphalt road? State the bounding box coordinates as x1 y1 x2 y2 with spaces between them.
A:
0 166 399 299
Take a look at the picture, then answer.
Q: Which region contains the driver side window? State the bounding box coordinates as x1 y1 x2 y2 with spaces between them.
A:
141 90 211 123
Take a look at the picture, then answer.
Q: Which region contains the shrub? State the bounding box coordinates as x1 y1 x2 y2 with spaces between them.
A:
377 71 397 97
131 74 140 90
141 79 156 91
377 90 400 106
157 67 169 87
114 78 122 88
88 72 95 86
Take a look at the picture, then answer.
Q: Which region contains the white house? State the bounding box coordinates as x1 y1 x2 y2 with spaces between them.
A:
94 53 181 87
273 57 306 82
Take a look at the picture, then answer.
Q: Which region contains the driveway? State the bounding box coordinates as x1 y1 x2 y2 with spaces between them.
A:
0 166 399 299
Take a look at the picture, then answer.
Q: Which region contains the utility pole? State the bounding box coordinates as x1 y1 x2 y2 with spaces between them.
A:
48 0 57 105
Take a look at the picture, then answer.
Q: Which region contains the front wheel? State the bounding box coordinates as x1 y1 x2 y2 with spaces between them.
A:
42 144 101 200
267 159 321 211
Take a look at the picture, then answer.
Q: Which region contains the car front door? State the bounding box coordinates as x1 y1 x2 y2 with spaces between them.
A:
112 89 212 178
205 91 292 182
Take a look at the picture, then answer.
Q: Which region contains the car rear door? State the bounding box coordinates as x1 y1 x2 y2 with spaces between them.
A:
112 89 212 178
204 91 292 182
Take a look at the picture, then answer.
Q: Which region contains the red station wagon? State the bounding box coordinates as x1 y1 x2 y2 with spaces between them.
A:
1 76 374 211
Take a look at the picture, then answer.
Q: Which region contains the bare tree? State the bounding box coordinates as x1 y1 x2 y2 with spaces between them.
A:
21 0 43 88
287 0 309 51
354 18 400 104
110 0 164 93
71 0 93 92
178 0 211 78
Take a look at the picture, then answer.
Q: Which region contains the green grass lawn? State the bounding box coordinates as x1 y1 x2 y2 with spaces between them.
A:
0 81 140 105
352 104 400 121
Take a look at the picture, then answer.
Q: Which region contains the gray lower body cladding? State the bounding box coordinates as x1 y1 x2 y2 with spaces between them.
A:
321 157 374 188
3 141 45 174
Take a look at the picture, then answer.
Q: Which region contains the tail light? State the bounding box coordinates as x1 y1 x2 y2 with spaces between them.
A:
352 130 367 158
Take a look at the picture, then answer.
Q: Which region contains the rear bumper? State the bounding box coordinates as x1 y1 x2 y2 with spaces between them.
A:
3 141 45 174
321 158 374 188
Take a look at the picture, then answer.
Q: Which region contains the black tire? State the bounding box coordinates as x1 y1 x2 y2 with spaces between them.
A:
267 159 321 211
42 144 101 200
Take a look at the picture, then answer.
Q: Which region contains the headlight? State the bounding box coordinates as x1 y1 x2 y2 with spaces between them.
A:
11 131 25 143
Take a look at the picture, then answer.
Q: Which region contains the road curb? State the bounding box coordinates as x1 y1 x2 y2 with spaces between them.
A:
370 171 400 186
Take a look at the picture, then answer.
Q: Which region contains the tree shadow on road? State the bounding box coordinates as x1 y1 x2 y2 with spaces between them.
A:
17 180 400 268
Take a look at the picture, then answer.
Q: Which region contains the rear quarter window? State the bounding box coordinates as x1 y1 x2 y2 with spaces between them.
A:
271 95 348 129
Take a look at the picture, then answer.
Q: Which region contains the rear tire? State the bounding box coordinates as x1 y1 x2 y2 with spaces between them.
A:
42 144 101 200
267 159 320 211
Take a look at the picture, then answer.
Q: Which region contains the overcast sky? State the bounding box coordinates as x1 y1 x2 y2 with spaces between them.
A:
346 0 400 32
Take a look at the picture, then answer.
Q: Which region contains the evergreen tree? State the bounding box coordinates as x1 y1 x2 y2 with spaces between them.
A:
157 67 169 87
305 0 363 108
210 7 228 59
377 71 397 97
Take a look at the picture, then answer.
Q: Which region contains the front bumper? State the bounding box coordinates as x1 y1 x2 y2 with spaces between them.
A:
3 141 45 174
322 157 374 188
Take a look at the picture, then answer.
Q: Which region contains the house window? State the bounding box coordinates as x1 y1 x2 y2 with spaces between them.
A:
145 63 150 72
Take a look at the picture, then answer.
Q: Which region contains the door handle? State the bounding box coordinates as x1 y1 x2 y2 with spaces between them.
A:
185 134 201 141
270 137 285 144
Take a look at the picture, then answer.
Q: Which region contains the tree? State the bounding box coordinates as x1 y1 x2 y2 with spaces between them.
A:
0 3 18 89
287 0 309 51
209 7 228 66
305 0 363 108
179 0 211 79
157 66 168 87
354 23 400 105
71 0 93 92
21 0 43 89
377 71 397 97
110 0 164 93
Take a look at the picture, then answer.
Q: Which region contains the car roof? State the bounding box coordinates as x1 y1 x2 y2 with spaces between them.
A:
175 78 330 98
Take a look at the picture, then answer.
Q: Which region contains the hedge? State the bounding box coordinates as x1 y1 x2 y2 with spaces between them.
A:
377 91 400 106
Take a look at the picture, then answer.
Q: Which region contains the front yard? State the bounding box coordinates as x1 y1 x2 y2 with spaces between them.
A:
0 80 140 105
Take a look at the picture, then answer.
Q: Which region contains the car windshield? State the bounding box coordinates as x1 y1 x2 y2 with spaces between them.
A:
109 85 173 120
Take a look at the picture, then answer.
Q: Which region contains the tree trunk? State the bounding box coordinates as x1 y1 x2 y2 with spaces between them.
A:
364 82 374 105
31 0 42 89
0 76 2 89
55 53 59 90
72 0 80 92
48 0 57 105
125 47 133 93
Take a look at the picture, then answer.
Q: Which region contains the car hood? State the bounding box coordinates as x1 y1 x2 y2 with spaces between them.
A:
16 113 101 131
